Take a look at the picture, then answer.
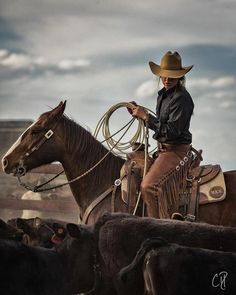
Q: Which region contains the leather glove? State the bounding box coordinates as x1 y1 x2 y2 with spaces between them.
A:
127 101 137 114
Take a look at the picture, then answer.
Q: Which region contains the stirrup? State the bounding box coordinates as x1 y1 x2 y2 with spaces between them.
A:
171 212 184 221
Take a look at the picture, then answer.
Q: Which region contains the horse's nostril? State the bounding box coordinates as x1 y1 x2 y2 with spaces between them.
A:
2 157 8 169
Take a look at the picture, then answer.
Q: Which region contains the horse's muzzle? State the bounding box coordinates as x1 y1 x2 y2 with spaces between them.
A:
1 156 15 174
1 157 8 172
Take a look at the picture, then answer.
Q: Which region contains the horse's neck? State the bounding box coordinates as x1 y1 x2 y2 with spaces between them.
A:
59 121 124 213
62 150 123 214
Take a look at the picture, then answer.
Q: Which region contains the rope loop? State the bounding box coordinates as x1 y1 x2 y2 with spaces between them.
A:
94 102 149 154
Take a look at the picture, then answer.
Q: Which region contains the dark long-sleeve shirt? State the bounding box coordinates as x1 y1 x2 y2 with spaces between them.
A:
147 86 194 144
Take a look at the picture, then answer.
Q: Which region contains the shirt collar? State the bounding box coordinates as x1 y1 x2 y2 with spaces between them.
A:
158 86 176 96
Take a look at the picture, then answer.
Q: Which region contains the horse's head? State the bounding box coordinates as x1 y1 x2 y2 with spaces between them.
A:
1 101 66 176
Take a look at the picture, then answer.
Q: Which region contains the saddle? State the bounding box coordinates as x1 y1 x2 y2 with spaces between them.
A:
191 164 226 203
120 145 226 221
183 163 226 221
120 144 153 212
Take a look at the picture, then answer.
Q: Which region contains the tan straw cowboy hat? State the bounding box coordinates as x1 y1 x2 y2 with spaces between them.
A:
149 51 193 78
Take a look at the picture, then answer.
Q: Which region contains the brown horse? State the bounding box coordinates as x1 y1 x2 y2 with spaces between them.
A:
2 101 236 225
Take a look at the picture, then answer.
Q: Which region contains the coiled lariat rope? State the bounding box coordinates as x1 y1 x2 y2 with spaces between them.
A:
94 102 148 154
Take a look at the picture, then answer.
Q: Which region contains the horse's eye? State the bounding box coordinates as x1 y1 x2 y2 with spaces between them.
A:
31 127 44 134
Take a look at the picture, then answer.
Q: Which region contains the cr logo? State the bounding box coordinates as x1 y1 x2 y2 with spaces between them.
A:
212 271 228 290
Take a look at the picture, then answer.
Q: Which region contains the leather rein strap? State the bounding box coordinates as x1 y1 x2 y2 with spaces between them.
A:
186 166 205 221
82 186 115 224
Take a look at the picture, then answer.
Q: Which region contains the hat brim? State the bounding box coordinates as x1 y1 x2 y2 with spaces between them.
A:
149 61 193 78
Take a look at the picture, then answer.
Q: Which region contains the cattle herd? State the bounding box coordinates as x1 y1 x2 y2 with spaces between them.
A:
0 212 236 295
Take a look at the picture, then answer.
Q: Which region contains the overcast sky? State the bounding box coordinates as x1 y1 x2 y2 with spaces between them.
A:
0 0 236 170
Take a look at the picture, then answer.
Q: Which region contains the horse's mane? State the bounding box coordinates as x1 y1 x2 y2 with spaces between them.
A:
60 115 125 188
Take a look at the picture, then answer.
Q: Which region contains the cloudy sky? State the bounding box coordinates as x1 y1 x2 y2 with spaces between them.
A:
0 0 236 170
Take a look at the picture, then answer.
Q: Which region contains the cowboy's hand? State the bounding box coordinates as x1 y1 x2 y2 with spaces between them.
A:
131 105 147 120
127 101 137 114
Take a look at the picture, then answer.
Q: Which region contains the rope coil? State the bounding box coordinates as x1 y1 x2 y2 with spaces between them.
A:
94 102 148 154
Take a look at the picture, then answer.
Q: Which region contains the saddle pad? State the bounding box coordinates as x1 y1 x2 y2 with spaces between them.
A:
199 168 226 205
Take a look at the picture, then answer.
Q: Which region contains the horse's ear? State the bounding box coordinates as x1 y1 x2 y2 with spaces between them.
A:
47 100 67 123
67 223 82 239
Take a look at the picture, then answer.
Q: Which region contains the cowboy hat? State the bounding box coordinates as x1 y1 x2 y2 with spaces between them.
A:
149 51 193 78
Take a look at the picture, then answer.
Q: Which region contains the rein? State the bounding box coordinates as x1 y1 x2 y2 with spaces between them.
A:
17 128 128 192
17 147 115 192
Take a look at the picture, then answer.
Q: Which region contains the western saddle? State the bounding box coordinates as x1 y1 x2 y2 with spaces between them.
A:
120 144 226 221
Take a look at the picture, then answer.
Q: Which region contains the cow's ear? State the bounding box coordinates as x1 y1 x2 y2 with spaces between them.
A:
52 223 66 238
34 217 42 227
67 223 82 239
16 218 34 235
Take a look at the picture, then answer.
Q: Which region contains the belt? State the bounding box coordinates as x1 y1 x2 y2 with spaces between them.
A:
158 142 190 152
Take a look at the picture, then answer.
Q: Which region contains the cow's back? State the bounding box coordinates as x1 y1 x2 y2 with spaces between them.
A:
95 213 236 275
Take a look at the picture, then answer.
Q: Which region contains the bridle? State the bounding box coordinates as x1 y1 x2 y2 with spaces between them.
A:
16 120 65 191
16 128 55 177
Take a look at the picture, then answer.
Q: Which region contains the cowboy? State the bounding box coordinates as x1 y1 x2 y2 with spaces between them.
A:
129 51 194 219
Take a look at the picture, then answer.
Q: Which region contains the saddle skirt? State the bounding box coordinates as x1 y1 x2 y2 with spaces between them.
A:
192 164 226 205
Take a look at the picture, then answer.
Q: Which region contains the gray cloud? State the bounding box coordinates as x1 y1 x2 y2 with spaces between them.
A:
0 49 91 80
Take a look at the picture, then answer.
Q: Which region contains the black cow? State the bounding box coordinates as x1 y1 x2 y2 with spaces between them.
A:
0 218 23 241
118 237 236 295
62 222 119 295
6 213 235 295
0 223 97 295
95 213 236 273
7 217 67 248
93 213 236 295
